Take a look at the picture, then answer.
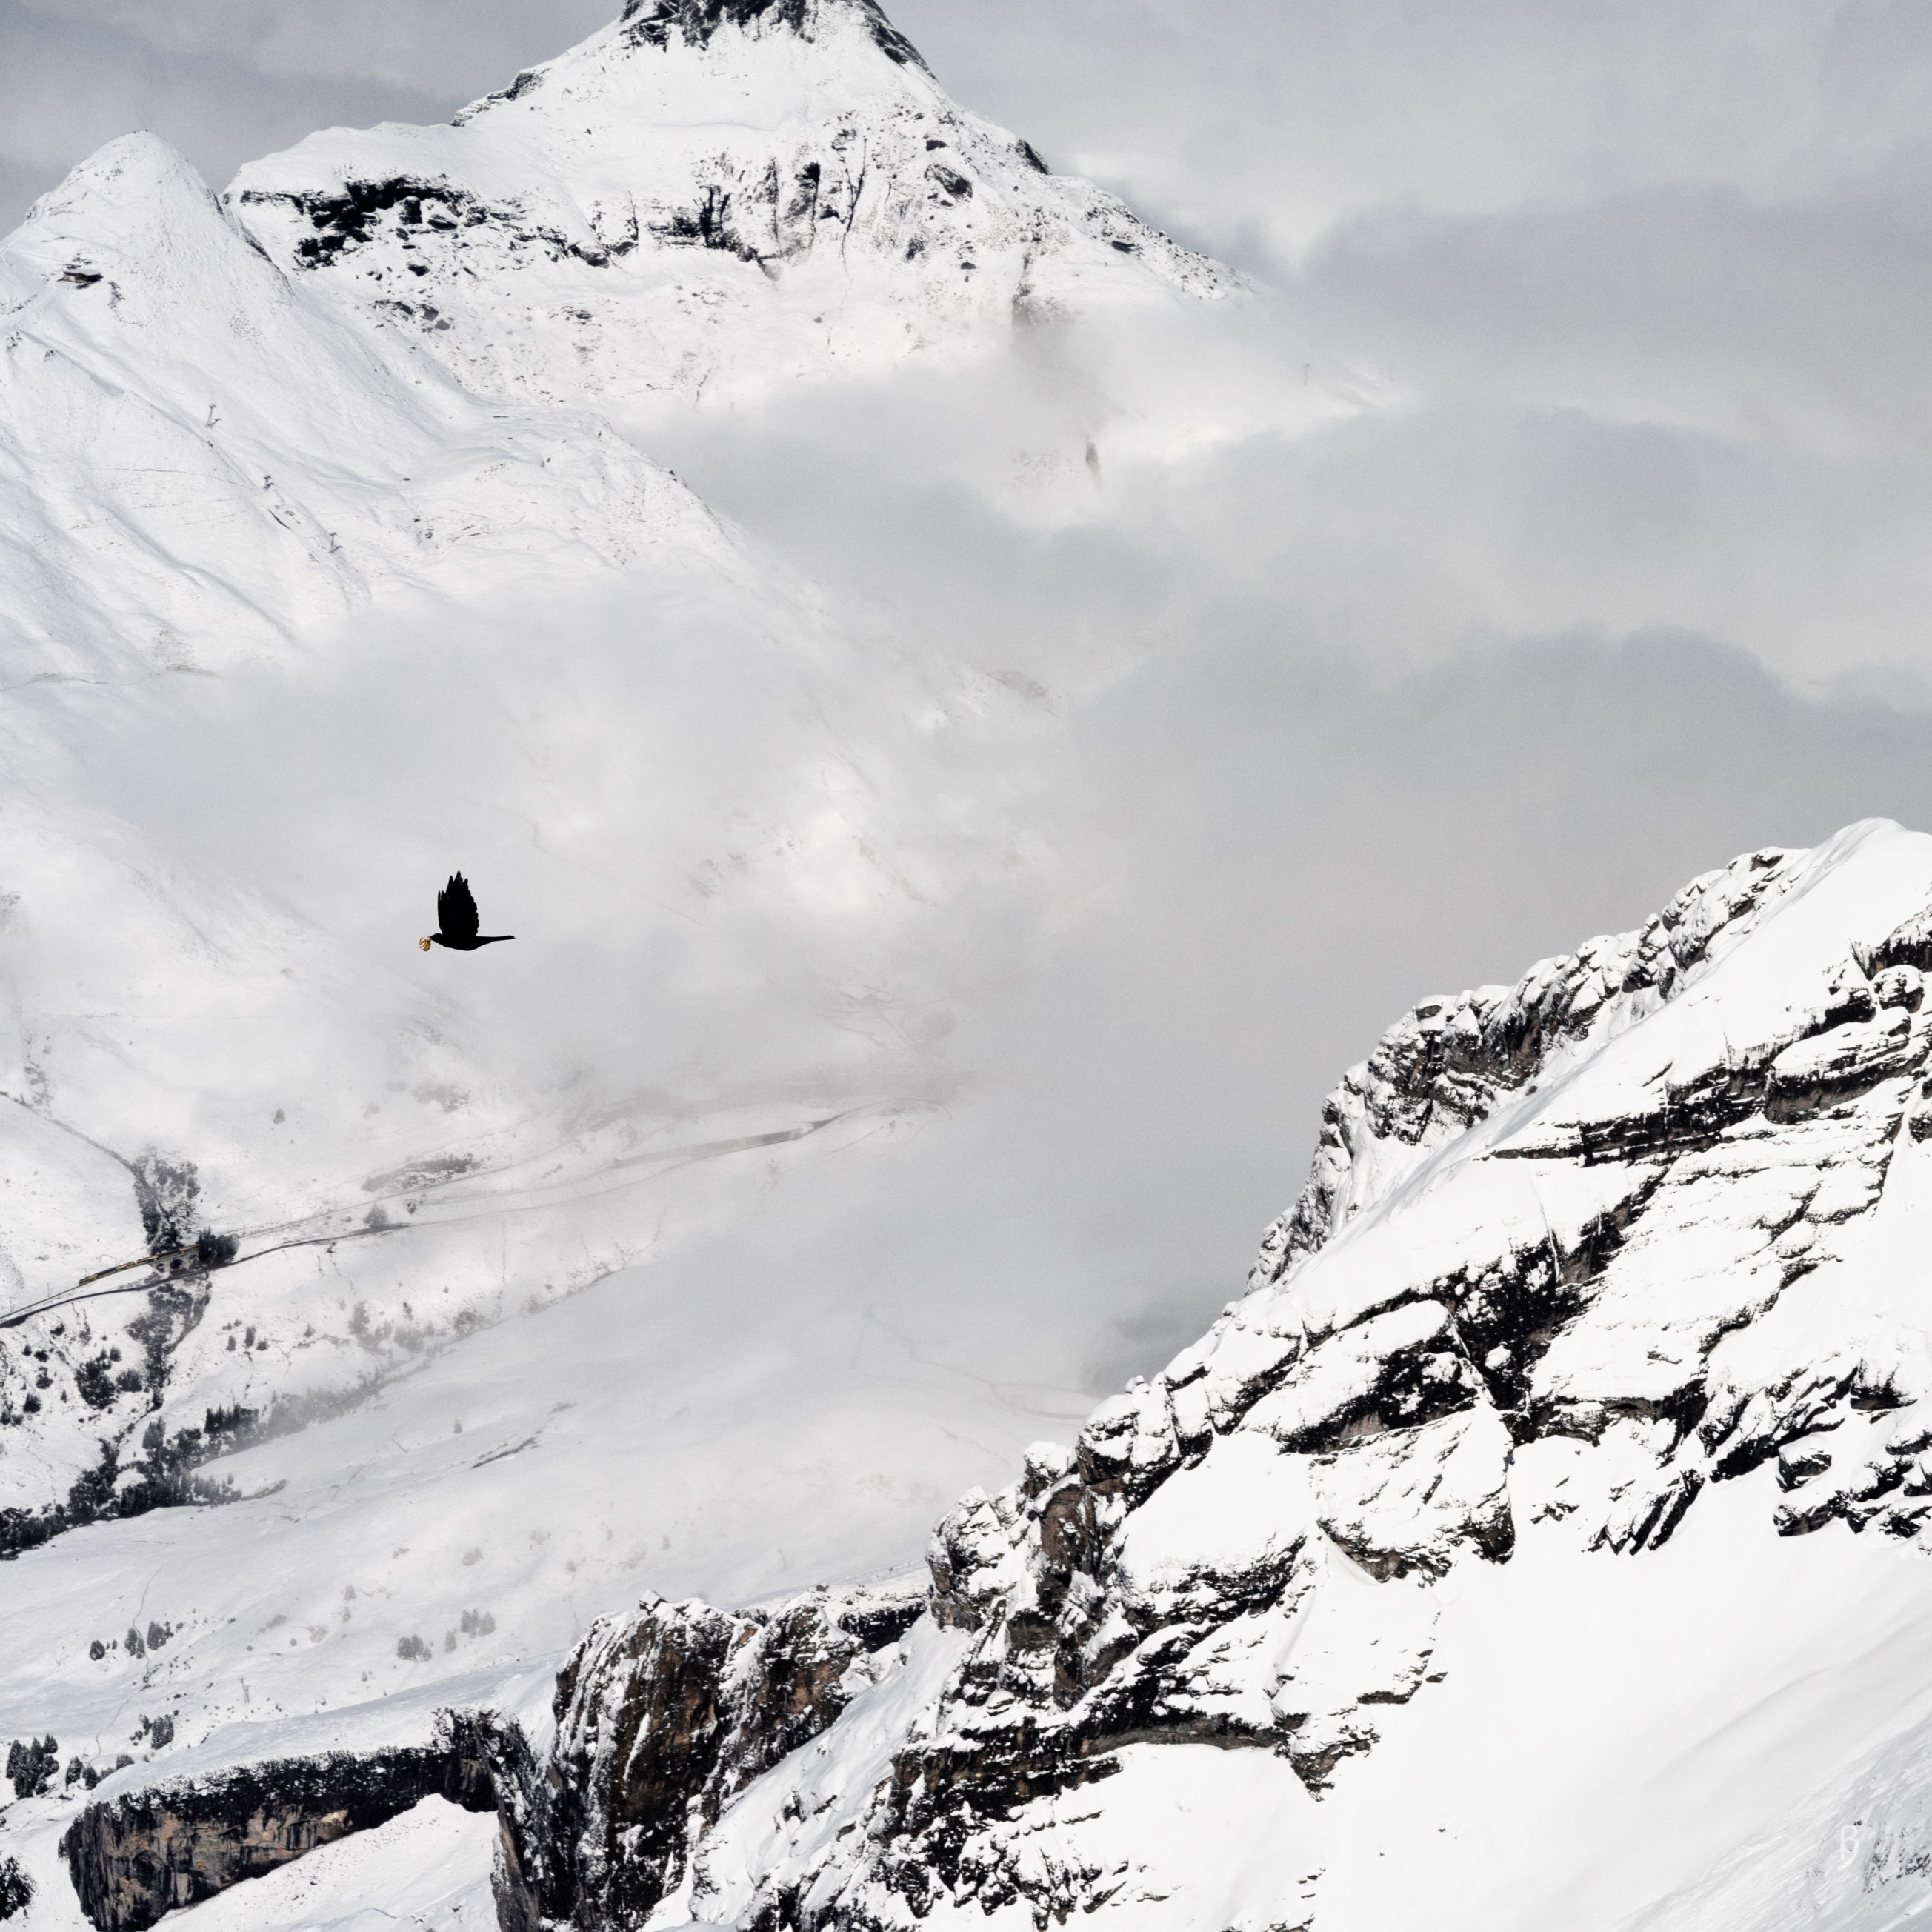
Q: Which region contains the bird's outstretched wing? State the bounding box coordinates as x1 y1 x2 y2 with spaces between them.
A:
438 873 480 943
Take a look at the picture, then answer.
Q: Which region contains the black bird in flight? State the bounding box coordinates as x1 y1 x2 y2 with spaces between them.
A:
421 873 514 952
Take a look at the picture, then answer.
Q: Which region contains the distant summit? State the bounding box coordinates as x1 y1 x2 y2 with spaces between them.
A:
226 0 1234 410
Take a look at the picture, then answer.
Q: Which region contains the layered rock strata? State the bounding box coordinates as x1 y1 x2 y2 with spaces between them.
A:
492 1579 925 1930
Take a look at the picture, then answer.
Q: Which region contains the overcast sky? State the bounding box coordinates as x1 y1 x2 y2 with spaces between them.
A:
14 1 1932 266
9 0 1932 1376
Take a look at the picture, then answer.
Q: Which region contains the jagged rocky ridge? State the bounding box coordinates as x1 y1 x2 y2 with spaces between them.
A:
51 1588 930 1931
493 1580 925 1930
475 821 1932 1931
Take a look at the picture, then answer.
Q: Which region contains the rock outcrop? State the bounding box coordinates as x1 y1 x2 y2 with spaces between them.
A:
493 1579 925 1931
61 1716 499 1931
493 821 1932 1932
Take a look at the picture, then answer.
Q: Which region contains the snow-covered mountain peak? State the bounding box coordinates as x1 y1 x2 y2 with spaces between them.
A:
224 0 1235 410
453 0 933 136
1 0 1250 683
5 131 213 279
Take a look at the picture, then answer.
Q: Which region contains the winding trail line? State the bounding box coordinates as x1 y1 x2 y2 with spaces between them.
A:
0 1109 861 1331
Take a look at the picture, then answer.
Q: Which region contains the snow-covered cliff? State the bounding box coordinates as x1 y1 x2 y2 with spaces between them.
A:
502 820 1932 1932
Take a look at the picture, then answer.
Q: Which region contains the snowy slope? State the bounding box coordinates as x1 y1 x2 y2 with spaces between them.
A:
224 0 1234 414
0 135 715 684
0 538 1054 1534
0 0 1245 684
468 819 1932 1932
0 0 1256 692
0 0 1189 1573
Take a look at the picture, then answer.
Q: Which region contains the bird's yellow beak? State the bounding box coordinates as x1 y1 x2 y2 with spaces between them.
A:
419 937 432 952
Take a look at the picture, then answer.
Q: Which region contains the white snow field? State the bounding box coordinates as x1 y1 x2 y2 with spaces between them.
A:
0 131 713 684
0 4 1928 1932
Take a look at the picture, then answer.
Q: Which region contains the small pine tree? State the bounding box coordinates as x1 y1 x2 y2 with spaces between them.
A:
4 1736 57 1799
0 1853 33 1921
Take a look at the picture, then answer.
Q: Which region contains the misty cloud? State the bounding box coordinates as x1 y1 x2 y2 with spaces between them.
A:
11 0 613 90
0 0 451 216
894 0 1932 267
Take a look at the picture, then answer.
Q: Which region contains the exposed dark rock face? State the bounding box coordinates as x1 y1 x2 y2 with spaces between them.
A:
232 179 622 273
491 1579 924 1931
242 142 855 284
61 1716 499 1932
618 0 931 70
